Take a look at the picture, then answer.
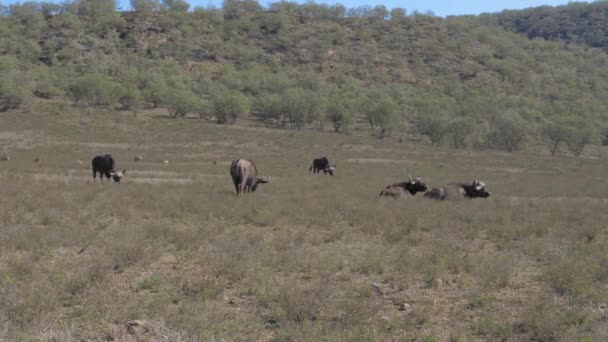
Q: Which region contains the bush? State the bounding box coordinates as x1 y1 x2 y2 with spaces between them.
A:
281 88 324 129
164 87 200 118
0 79 30 112
541 121 568 156
364 95 399 138
32 66 63 99
251 93 283 124
69 74 119 107
326 100 353 133
209 90 249 124
116 85 143 114
417 115 449 146
485 113 527 152
448 118 475 149
565 125 594 157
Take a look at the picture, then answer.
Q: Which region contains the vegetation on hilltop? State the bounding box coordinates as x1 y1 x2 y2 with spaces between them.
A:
1 0 608 155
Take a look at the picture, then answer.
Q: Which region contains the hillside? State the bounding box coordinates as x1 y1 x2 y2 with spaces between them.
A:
1 0 608 154
496 1 608 50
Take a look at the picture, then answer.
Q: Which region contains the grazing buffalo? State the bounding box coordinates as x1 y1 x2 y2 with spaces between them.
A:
424 179 491 200
230 159 271 195
309 157 336 176
379 176 428 198
92 154 126 182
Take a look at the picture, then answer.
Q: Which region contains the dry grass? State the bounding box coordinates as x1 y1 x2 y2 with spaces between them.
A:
1 105 608 341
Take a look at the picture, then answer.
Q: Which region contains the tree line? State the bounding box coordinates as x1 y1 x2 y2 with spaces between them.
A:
1 0 608 156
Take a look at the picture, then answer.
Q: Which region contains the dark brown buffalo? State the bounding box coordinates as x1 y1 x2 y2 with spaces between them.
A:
309 157 336 176
424 179 491 200
379 176 428 198
230 159 271 195
92 154 126 182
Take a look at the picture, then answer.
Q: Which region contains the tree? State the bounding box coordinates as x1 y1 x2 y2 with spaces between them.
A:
370 96 399 139
163 0 189 12
0 78 30 112
565 122 594 157
141 74 168 108
209 90 249 124
32 66 63 98
164 87 200 118
326 100 353 133
131 0 161 13
69 74 118 107
486 113 527 152
116 85 143 115
601 128 608 146
541 121 568 156
251 93 283 124
417 115 450 146
448 118 475 149
281 88 323 129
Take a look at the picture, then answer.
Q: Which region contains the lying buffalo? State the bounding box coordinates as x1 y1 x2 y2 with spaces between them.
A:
424 179 491 200
92 154 126 182
379 176 428 198
309 157 336 176
230 159 271 195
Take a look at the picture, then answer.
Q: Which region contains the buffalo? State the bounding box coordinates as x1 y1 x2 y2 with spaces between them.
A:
309 157 336 176
424 179 491 200
230 159 271 194
379 176 428 198
92 154 126 182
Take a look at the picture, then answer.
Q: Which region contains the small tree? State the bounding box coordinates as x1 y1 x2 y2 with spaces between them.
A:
0 79 30 112
131 0 161 13
417 115 450 146
281 88 323 129
601 128 608 146
117 85 143 115
32 66 63 98
486 113 527 152
162 0 189 12
448 118 475 149
326 100 353 133
69 74 118 107
566 126 594 157
361 95 399 138
164 88 200 118
141 75 167 108
210 90 249 124
541 122 568 156
251 93 283 124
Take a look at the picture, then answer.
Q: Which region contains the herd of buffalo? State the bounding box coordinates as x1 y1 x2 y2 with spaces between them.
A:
91 154 491 200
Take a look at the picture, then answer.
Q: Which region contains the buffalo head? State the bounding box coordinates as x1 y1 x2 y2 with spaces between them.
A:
324 164 336 176
110 170 126 182
406 175 428 194
251 176 271 191
463 179 490 198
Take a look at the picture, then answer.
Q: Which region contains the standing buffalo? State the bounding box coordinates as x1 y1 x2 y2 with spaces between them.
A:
424 179 491 200
309 157 336 176
379 176 428 198
230 159 271 194
92 154 126 182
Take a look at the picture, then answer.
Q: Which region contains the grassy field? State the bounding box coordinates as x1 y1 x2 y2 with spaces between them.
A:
1 103 608 341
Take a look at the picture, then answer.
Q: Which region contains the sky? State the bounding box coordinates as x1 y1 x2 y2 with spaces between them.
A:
0 0 577 17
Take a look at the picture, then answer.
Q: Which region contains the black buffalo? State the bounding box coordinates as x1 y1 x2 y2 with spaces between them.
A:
379 176 428 198
230 159 271 195
309 157 336 176
92 154 126 182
